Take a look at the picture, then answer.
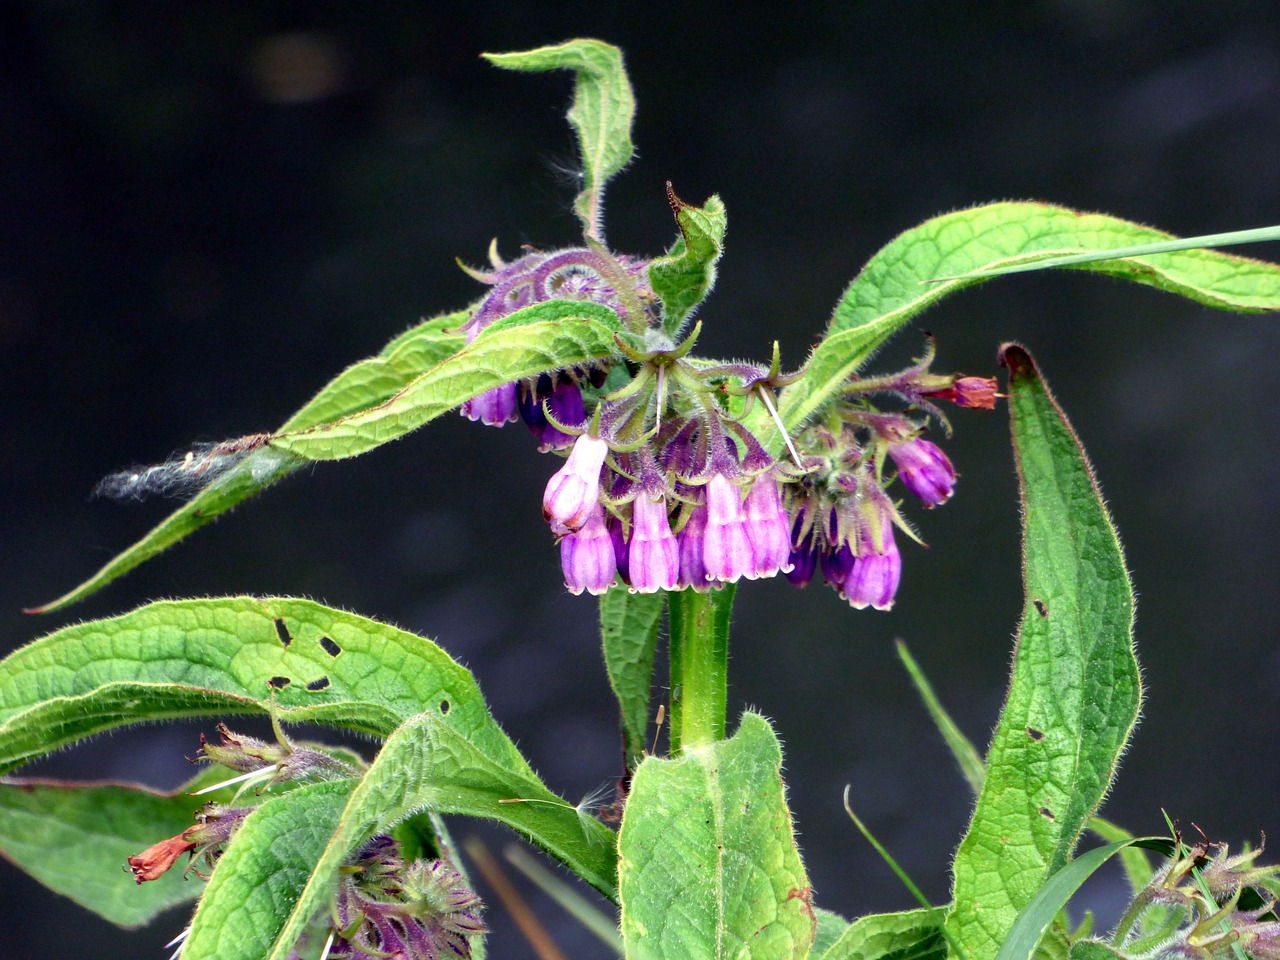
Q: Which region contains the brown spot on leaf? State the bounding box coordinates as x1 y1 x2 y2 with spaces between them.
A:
1040 806 1056 820
1033 598 1048 618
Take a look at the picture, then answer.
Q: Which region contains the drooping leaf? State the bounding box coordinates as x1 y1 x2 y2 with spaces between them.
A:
648 189 727 334
0 597 529 775
946 345 1141 960
183 780 354 960
0 776 227 928
598 587 664 770
756 203 1280 456
618 712 813 960
34 306 470 613
262 710 619 960
269 302 624 461
816 907 946 960
484 39 635 242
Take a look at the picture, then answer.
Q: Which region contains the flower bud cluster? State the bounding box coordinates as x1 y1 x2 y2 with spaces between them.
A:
287 835 486 960
456 238 992 610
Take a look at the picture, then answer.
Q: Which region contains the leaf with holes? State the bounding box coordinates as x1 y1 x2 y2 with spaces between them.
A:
946 345 1141 960
0 597 528 775
618 712 813 960
256 710 618 960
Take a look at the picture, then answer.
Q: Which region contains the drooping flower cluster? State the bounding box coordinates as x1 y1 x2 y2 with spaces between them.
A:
457 238 996 611
291 836 486 960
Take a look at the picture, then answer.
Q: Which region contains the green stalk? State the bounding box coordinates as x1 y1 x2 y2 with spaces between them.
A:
666 585 735 753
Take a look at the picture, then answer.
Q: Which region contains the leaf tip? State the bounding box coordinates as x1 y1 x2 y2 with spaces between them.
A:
997 341 1036 379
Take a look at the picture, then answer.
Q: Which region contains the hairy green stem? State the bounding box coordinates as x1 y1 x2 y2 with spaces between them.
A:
667 585 735 753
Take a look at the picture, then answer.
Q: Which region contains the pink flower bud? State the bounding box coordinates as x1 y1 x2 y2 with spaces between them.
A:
703 473 755 582
560 503 618 596
629 493 679 593
887 438 956 507
542 435 610 536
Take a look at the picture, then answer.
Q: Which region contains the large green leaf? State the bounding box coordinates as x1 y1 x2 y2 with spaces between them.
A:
0 776 226 928
183 780 353 960
599 587 664 770
270 301 623 460
484 39 634 242
946 345 1141 960
618 712 813 960
648 191 727 334
0 597 528 775
756 203 1280 456
34 307 470 613
817 907 947 960
261 710 619 960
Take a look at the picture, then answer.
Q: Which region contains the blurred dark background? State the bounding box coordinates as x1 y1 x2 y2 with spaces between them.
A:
3 2 1280 957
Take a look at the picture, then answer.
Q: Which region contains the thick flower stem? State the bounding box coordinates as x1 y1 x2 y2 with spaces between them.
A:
666 584 735 753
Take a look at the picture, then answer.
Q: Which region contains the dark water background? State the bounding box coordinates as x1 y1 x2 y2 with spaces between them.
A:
3 3 1280 957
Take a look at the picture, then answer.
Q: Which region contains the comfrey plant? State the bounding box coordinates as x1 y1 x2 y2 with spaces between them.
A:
3 38 1280 960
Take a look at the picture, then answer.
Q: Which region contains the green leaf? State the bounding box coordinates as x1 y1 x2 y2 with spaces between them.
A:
599 587 664 770
929 223 1280 280
811 908 852 957
946 345 1141 960
270 302 624 460
990 840 1163 960
34 306 470 613
183 780 353 960
618 712 813 960
1086 817 1156 897
263 710 619 960
0 597 530 775
0 777 218 928
896 640 985 797
648 190 728 334
817 907 946 960
756 203 1280 456
484 39 634 242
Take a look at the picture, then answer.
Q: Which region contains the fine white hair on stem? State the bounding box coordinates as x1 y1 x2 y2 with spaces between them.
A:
94 433 285 501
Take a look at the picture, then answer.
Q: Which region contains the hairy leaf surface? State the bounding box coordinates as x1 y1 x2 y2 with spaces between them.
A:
599 587 664 770
618 712 813 960
947 345 1140 960
0 597 527 775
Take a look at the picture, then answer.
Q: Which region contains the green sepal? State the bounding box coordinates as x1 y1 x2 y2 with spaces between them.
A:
648 189 728 335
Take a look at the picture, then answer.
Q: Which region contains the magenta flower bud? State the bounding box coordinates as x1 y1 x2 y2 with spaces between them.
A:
742 476 793 578
887 438 956 507
703 473 755 582
629 493 679 593
843 527 902 611
560 503 617 596
820 541 855 589
542 435 610 536
460 382 519 426
785 521 819 588
677 499 714 592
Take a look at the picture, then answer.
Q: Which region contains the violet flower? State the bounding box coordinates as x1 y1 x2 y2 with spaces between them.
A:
842 526 902 611
887 437 956 507
560 503 617 596
629 493 679 593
